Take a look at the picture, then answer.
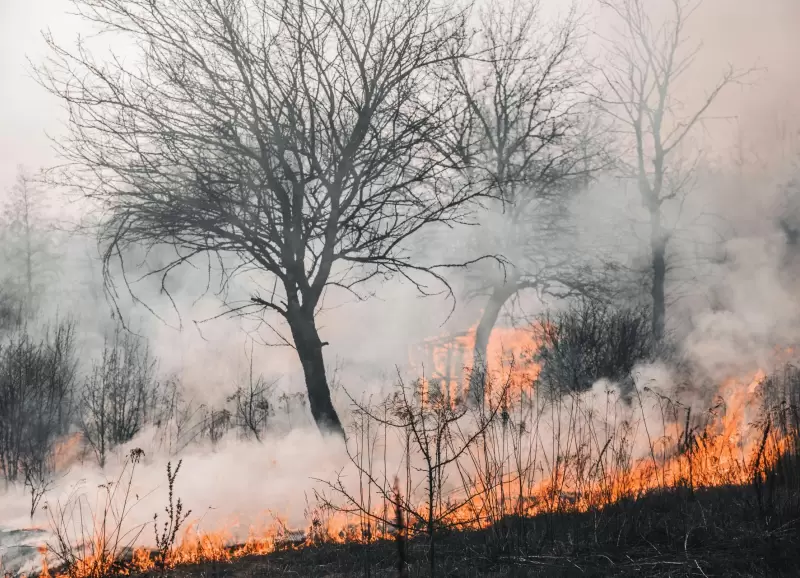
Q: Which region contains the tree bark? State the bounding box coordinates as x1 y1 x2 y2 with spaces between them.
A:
650 209 666 342
286 309 345 438
468 282 519 404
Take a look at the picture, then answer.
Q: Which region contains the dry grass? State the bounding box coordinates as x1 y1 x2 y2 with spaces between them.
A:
21 351 800 578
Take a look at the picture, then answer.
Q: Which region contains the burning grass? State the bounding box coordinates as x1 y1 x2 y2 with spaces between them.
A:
36 484 800 577
136 484 800 577
16 343 800 578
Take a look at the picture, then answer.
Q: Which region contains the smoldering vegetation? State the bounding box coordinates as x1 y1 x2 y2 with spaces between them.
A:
0 0 800 576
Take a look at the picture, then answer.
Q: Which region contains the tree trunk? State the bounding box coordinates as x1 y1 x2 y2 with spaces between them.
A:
468 282 518 404
427 469 436 578
287 309 345 438
650 210 666 342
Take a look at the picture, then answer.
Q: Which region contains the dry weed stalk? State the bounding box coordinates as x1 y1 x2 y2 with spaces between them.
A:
153 460 191 569
43 449 147 578
394 477 408 578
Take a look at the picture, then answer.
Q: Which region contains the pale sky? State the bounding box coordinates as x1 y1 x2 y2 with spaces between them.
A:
1 0 799 192
0 0 70 187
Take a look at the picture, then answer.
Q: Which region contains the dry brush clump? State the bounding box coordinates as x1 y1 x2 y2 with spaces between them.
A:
533 300 655 398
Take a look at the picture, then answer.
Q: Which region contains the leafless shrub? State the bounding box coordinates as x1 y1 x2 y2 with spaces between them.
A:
318 374 508 574
0 320 77 485
79 325 159 467
147 377 208 457
534 300 654 397
200 408 233 448
227 360 276 442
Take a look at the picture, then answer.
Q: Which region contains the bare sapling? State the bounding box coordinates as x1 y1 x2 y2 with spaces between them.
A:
22 453 56 520
318 373 509 575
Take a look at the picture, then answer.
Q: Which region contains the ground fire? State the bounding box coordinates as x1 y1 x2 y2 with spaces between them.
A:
23 327 799 578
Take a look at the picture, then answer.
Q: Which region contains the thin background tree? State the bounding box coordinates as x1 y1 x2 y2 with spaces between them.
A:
1 166 58 319
595 0 749 341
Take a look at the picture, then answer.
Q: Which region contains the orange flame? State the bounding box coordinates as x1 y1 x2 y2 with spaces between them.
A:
34 331 799 578
410 323 542 405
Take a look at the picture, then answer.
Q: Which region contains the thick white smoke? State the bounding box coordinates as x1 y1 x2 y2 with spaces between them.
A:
1 0 800 574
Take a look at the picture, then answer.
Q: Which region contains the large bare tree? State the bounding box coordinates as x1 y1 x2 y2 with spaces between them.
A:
597 0 745 341
38 0 483 437
449 0 606 399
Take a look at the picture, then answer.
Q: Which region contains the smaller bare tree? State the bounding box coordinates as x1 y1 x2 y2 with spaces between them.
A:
447 0 611 401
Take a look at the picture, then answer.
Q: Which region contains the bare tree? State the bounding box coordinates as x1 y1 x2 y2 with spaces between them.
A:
38 0 485 437
448 0 608 400
596 0 746 341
